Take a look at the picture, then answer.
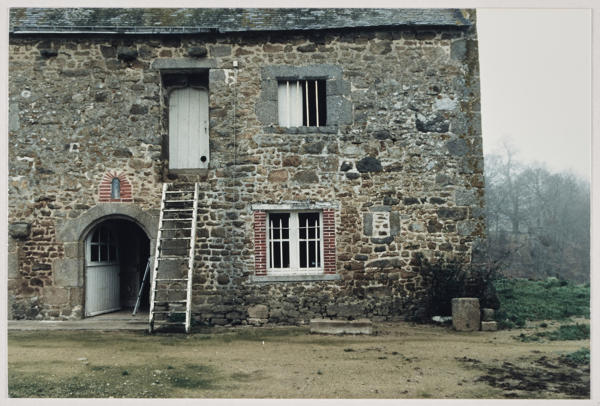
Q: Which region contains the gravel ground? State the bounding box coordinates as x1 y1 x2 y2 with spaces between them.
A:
7 320 590 399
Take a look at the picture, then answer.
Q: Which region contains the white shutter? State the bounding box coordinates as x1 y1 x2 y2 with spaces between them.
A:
278 81 303 127
169 87 209 169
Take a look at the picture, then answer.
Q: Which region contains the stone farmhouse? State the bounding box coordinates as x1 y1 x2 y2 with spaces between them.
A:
8 8 485 330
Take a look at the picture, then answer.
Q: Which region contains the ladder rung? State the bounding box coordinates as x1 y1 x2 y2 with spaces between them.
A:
154 288 188 291
160 228 192 231
152 310 186 314
158 256 188 260
155 278 188 281
160 237 191 240
162 218 193 221
165 199 194 203
154 300 188 304
163 209 194 212
165 191 194 194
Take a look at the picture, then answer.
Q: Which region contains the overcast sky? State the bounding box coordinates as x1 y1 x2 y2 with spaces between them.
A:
476 8 591 180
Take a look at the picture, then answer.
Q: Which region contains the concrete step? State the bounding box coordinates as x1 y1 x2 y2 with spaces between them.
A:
310 318 373 335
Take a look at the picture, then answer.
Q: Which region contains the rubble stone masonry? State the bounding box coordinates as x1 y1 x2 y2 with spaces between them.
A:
8 10 485 324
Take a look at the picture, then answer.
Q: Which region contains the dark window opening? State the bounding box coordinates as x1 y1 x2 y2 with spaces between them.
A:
162 71 209 88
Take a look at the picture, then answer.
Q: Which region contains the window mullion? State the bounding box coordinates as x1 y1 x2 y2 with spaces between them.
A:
290 213 299 270
315 80 319 127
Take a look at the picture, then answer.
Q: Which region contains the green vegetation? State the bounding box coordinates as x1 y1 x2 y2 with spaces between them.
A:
561 348 590 366
516 324 589 342
494 278 589 329
9 362 218 398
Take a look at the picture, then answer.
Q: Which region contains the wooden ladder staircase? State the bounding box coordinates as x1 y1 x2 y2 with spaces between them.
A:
149 183 199 333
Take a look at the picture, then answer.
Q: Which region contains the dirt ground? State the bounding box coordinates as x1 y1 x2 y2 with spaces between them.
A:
7 319 590 399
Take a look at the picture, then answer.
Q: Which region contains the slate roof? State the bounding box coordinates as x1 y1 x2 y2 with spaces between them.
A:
10 8 471 34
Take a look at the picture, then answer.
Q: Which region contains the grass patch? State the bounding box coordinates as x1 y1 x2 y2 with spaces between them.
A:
494 278 589 328
561 348 590 366
515 324 590 342
8 362 219 398
169 364 215 389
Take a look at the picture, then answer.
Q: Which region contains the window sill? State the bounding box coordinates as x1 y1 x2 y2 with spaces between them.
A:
167 168 210 175
249 274 341 283
263 125 339 134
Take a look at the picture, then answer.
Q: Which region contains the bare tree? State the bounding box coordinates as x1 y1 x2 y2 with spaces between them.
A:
484 144 589 283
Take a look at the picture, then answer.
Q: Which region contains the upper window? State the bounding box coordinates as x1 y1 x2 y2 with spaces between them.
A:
277 80 327 127
88 225 118 264
163 72 209 170
268 211 322 274
257 65 351 130
110 177 120 199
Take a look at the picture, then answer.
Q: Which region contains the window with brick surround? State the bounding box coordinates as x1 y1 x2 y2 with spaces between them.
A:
268 211 322 273
253 207 336 278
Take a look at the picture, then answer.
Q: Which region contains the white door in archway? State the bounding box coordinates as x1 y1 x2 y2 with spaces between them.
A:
85 224 120 316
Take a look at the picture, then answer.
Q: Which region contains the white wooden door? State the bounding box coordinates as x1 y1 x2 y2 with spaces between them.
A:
85 224 120 316
169 87 209 169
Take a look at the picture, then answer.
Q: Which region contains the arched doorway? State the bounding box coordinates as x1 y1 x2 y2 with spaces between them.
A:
84 219 150 317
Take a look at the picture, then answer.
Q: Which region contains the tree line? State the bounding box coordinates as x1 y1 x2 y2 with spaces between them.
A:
484 144 590 283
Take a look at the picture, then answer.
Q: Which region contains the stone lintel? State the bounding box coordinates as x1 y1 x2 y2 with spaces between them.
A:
151 58 217 71
251 201 340 211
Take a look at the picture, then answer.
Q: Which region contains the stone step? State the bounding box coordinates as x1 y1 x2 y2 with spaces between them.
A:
309 318 372 335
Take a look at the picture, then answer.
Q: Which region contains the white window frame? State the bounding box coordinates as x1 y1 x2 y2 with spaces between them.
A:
267 210 324 275
86 224 119 266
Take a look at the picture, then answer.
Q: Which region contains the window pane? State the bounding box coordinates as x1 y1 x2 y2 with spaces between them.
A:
273 243 281 268
91 245 99 262
300 241 307 268
282 241 290 268
308 225 316 239
317 242 321 267
309 241 317 267
272 226 280 240
100 245 108 262
271 213 289 228
92 229 99 243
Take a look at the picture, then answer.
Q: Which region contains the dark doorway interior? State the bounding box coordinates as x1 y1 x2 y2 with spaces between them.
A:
103 219 151 312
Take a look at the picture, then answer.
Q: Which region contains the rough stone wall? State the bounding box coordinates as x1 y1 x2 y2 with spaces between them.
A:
8 9 485 323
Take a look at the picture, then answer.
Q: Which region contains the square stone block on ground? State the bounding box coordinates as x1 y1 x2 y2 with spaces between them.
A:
481 321 498 331
452 297 480 331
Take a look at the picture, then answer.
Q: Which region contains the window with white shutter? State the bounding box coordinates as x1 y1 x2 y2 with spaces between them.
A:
277 79 327 127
